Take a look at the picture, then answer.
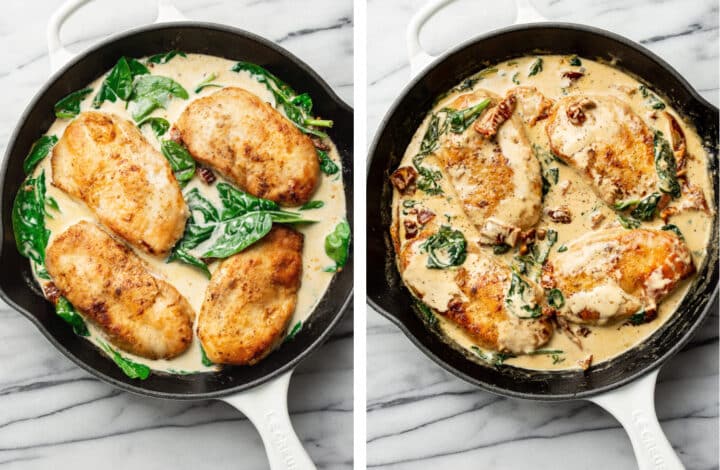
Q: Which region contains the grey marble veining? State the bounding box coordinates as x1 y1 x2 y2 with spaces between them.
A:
366 0 718 468
0 1 352 469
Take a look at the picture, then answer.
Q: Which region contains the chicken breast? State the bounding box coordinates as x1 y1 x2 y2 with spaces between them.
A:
198 226 303 365
435 89 542 246
398 227 552 354
45 221 194 359
52 111 188 256
174 87 319 206
542 228 695 325
545 95 657 206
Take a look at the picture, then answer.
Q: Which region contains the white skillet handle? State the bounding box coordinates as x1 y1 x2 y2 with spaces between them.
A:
589 369 684 470
46 0 186 73
222 370 316 470
406 0 546 76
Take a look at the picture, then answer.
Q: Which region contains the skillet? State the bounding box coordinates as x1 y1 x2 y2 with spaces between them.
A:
366 1 718 468
0 1 353 469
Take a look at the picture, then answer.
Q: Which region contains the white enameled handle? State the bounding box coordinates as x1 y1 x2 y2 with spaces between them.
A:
588 369 684 470
406 0 546 76
222 370 316 470
46 0 186 73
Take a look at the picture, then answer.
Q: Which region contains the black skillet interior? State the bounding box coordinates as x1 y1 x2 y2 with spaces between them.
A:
0 23 353 399
367 23 719 401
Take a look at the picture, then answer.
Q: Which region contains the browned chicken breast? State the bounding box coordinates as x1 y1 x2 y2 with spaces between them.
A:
545 95 657 206
45 221 194 359
198 226 303 365
398 227 552 354
52 111 188 256
542 228 695 325
435 89 542 246
174 87 319 206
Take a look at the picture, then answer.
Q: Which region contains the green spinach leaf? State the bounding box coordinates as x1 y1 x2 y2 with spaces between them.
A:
147 50 187 64
93 57 149 107
100 342 150 379
317 149 339 175
416 300 438 329
160 140 196 186
506 271 542 319
195 73 222 93
23 135 58 175
324 220 351 271
661 224 684 240
200 344 214 366
654 131 681 198
300 200 324 210
421 225 467 269
569 55 582 66
547 288 565 309
54 88 93 119
528 57 543 77
12 171 51 279
285 321 302 342
139 117 170 137
129 75 189 122
56 297 89 336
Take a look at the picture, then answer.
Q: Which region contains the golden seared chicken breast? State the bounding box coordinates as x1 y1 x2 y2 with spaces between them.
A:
546 95 658 206
542 228 694 325
435 89 542 246
45 221 194 359
174 87 319 206
397 226 552 354
198 226 303 365
52 112 188 256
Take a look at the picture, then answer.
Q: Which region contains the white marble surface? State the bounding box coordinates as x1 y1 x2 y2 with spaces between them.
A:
0 1 352 469
367 0 718 468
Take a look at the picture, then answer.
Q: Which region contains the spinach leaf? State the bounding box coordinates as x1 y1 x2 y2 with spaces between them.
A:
54 88 93 119
147 50 187 64
629 309 648 325
506 271 542 319
443 99 491 134
170 247 211 278
569 55 582 66
300 200 324 210
557 244 568 252
56 297 89 336
471 345 516 367
617 214 641 229
493 243 511 255
528 57 543 77
160 140 195 186
139 117 170 137
631 193 661 220
284 321 302 342
661 224 684 240
23 135 58 175
195 73 222 93
12 171 51 279
129 75 189 122
416 300 438 329
202 212 273 258
533 229 557 265
512 72 520 85
639 85 665 109
324 220 351 271
421 225 467 269
100 342 150 379
654 131 681 198
200 344 213 366
232 61 333 138
547 288 565 309
216 182 278 219
93 57 149 107
317 149 339 175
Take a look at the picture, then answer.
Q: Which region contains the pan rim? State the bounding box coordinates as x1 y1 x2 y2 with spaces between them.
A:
0 20 354 400
366 21 719 401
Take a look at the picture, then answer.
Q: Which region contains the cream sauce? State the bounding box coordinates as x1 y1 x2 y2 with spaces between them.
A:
31 53 347 374
392 55 713 371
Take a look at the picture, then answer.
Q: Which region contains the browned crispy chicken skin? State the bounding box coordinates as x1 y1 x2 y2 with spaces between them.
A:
198 226 303 365
542 228 695 325
174 87 320 206
51 112 188 256
45 221 194 359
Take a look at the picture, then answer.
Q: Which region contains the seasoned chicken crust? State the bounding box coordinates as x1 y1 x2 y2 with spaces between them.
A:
51 111 188 256
198 226 303 365
45 221 194 359
174 87 320 206
543 228 695 325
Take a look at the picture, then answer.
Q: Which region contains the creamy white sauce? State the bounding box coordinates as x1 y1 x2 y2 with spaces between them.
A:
393 55 713 370
31 53 347 374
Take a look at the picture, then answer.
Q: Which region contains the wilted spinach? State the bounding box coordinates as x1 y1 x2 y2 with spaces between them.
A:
617 214 641 229
442 98 491 134
654 131 681 198
506 271 542 319
139 117 170 137
661 224 684 240
56 297 89 336
569 55 582 66
200 344 213 366
100 341 150 379
12 171 52 279
528 57 543 77
232 61 333 138
54 88 93 119
317 149 339 175
300 200 324 210
195 73 222 93
23 135 58 175
324 219 351 271
613 192 661 221
160 140 196 186
416 300 438 329
421 225 467 269
147 50 187 64
547 288 565 309
129 75 189 122
639 85 665 110
93 56 149 107
284 321 302 342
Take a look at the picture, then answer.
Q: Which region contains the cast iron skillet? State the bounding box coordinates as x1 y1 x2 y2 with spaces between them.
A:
366 23 718 399
0 22 353 399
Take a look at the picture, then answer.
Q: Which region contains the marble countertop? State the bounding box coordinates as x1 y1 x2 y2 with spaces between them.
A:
366 0 718 468
0 1 352 469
